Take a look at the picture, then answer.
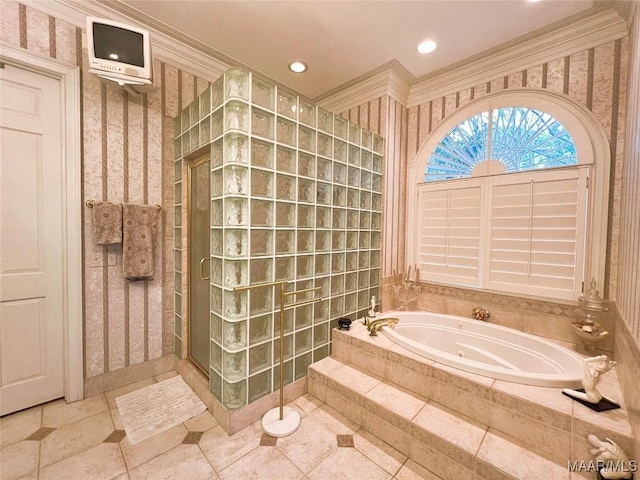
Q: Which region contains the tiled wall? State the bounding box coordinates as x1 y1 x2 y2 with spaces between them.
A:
0 1 212 387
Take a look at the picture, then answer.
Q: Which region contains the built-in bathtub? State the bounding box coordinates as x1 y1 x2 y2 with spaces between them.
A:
379 311 584 387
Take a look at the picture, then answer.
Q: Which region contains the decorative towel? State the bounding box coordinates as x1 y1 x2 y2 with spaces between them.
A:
92 201 123 245
123 203 159 280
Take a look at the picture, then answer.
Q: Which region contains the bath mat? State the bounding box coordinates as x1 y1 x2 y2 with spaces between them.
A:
115 376 206 444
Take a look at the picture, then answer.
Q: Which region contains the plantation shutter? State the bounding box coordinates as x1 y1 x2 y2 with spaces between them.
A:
486 168 588 300
417 179 483 286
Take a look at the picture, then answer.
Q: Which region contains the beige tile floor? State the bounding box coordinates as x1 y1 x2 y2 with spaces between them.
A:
0 371 441 480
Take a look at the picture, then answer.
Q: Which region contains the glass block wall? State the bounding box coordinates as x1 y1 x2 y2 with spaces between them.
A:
174 68 384 411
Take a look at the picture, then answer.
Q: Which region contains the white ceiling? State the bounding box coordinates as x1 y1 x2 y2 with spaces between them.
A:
116 0 597 100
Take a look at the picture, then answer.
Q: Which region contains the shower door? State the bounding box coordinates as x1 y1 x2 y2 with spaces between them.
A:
188 157 210 377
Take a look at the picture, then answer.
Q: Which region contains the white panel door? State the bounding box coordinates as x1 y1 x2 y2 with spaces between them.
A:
0 63 65 415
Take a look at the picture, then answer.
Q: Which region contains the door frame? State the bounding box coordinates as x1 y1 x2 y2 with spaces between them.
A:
1 43 83 403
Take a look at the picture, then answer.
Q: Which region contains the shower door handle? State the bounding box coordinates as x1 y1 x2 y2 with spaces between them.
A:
199 258 210 281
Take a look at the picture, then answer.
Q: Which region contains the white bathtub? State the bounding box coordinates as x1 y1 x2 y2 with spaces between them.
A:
379 311 584 387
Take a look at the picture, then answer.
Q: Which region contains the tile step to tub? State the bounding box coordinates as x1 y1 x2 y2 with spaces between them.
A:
308 356 592 480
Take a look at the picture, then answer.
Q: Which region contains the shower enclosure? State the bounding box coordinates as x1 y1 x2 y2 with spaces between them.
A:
174 68 384 411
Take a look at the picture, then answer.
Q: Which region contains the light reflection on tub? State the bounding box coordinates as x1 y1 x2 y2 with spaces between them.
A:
379 311 584 387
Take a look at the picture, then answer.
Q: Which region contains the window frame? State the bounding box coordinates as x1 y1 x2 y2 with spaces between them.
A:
407 90 610 301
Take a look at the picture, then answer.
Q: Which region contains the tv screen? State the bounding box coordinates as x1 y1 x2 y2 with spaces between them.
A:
92 23 144 68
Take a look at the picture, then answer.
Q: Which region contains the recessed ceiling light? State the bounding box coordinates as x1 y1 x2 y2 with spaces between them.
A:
417 40 437 54
289 61 307 73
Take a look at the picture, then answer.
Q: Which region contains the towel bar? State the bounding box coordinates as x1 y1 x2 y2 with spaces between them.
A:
85 199 162 210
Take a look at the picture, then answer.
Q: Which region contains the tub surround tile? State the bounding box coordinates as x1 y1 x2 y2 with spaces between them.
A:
410 440 474 480
39 443 126 480
324 386 365 426
308 405 359 435
365 382 425 421
429 378 492 426
0 406 42 449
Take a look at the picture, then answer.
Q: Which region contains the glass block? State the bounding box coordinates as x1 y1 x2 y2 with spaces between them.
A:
360 211 371 229
275 256 294 281
210 369 222 400
188 126 198 154
252 77 275 110
371 212 381 230
224 134 248 164
297 152 315 178
175 227 182 250
277 89 297 119
317 157 332 181
316 182 331 205
318 108 333 134
332 209 346 229
211 76 224 109
332 252 345 273
296 255 314 278
346 252 358 271
224 198 248 226
211 109 223 139
276 174 296 200
276 146 296 173
372 154 383 173
345 272 357 293
360 191 371 210
224 165 248 195
251 169 273 197
298 178 315 203
248 370 271 403
250 314 272 346
315 254 330 276
297 205 314 228
373 134 384 153
346 210 358 230
222 319 247 349
372 174 382 193
273 360 293 390
224 229 247 257
175 250 182 274
211 200 222 226
313 323 328 347
211 257 222 286
359 231 370 249
361 171 372 190
295 352 312 380
175 182 182 203
276 117 296 146
347 231 358 250
180 108 189 133
211 314 222 343
334 140 347 162
211 285 222 314
371 232 380 248
298 125 316 153
250 284 272 316
222 379 246 410
317 133 332 157
313 298 329 322
370 250 380 268
330 296 344 318
251 139 274 169
174 136 182 159
273 333 294 361
275 231 295 254
250 258 272 285
295 328 312 356
349 123 361 144
332 186 346 206
175 292 181 315
210 341 222 372
297 230 314 252
190 102 199 128
297 98 315 126
348 167 360 188
174 113 182 137
334 116 348 140
358 289 369 310
211 169 223 198
347 188 359 209
358 270 369 289
370 269 380 286
314 345 329 363
175 271 182 296
223 290 247 319
200 117 210 146
333 162 347 185
361 150 372 170
225 68 249 100
225 101 249 132
345 292 357 313
316 230 331 252
361 130 372 150
224 259 247 287
251 200 273 226
316 206 331 228
349 145 361 166
251 107 274 140
276 202 295 227
332 230 345 250
251 229 273 256
174 160 182 182
295 304 313 330
223 350 246 382
372 193 382 212
331 274 344 295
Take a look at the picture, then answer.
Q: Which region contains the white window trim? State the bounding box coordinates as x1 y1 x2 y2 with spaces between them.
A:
407 89 610 301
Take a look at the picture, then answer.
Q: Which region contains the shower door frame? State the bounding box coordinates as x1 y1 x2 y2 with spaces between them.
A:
186 153 211 379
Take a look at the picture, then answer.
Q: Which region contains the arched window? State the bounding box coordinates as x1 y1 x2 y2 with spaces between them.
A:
408 91 610 302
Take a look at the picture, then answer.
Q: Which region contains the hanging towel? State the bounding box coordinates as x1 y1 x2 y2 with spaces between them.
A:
92 201 123 245
123 203 159 280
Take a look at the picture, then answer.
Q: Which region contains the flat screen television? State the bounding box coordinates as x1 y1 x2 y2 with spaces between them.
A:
86 17 152 84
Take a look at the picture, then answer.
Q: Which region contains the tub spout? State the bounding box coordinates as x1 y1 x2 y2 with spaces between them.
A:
472 308 490 321
365 317 399 336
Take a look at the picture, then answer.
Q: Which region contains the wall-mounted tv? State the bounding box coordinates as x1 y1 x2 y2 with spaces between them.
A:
86 16 153 84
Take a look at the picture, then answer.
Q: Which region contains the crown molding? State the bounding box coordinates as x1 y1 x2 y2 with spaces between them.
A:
315 60 414 113
407 6 628 107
